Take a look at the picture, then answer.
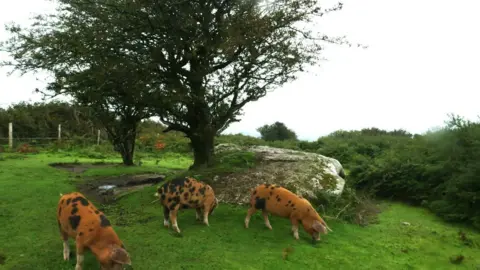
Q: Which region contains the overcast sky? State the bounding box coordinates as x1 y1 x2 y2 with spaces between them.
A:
1 0 479 141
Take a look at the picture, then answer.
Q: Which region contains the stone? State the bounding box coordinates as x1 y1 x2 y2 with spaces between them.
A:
212 143 347 204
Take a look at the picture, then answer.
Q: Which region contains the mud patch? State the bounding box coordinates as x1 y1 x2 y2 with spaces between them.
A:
49 162 120 173
78 174 166 204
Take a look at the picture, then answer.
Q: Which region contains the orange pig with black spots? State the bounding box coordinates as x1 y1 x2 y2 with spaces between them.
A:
244 184 332 243
57 192 131 270
155 176 218 233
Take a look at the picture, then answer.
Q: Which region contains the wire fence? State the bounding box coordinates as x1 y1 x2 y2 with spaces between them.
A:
0 122 105 150
0 136 103 148
0 122 182 153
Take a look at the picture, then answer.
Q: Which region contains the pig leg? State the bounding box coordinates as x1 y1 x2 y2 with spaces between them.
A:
244 207 257 228
58 221 70 261
74 241 85 270
169 204 181 233
163 206 170 228
62 233 70 261
202 205 210 226
195 208 202 221
262 210 272 230
290 217 300 240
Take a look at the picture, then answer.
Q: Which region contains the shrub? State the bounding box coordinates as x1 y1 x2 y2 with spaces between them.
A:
257 121 298 141
16 143 39 154
216 134 265 146
347 115 480 229
312 187 381 227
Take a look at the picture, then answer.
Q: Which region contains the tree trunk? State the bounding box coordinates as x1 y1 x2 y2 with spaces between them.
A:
188 128 215 170
119 137 135 166
112 128 137 166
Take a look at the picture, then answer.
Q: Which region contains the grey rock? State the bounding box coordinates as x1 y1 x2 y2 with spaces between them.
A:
212 143 347 204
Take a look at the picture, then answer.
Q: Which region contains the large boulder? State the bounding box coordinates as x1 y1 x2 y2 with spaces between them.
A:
211 143 346 204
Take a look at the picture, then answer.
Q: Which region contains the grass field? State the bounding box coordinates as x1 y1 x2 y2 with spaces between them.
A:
1 152 480 269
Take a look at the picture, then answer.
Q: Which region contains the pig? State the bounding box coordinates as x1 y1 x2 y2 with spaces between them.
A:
57 192 131 270
244 184 332 243
154 176 218 233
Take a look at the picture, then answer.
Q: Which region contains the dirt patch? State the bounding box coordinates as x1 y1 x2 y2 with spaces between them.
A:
49 162 120 174
78 174 166 204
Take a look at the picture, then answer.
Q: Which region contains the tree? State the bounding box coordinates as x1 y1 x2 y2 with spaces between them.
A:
131 0 362 169
1 0 364 169
257 121 297 141
44 63 156 165
144 0 362 169
1 4 158 165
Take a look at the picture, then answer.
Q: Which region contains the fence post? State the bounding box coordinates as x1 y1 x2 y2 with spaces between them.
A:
97 129 101 145
58 124 62 142
8 122 13 149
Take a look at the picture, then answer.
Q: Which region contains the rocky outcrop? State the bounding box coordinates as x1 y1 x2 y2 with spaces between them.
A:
211 143 346 205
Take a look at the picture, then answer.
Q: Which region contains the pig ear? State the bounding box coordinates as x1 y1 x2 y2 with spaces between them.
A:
111 246 131 265
312 220 326 233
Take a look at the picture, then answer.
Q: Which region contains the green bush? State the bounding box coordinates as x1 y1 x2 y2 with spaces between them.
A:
347 116 480 229
216 134 266 146
312 187 381 227
257 121 298 141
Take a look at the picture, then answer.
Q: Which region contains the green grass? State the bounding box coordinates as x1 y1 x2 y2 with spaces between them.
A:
1 153 480 269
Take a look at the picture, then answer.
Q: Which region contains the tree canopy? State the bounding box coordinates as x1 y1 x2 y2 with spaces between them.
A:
1 2 160 165
45 62 156 165
257 121 297 141
1 0 363 168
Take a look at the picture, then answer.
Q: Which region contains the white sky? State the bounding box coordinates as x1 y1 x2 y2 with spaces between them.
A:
1 0 479 141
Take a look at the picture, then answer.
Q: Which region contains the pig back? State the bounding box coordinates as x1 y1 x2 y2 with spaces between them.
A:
57 192 114 239
157 177 215 210
251 184 300 218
